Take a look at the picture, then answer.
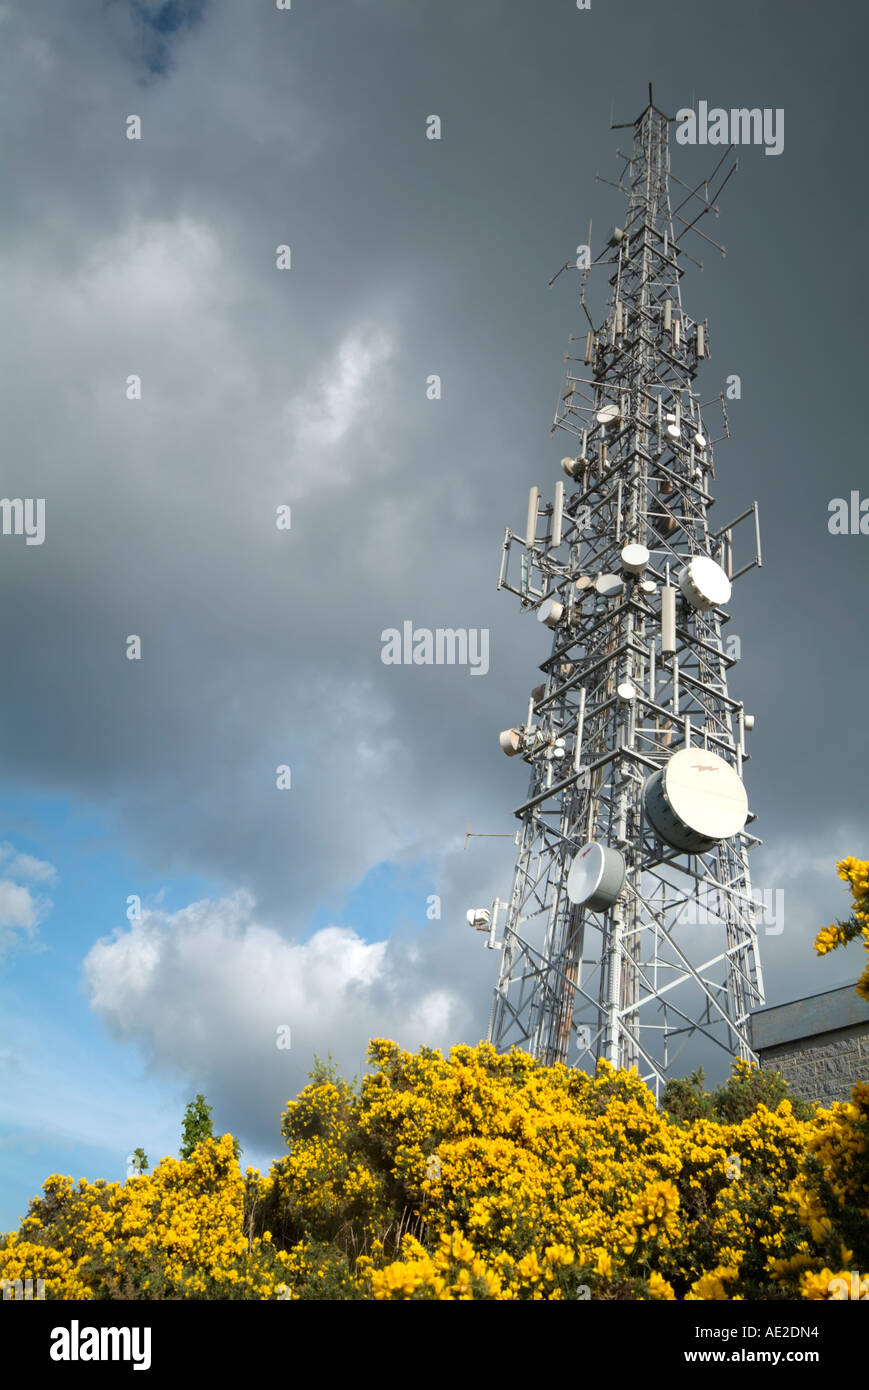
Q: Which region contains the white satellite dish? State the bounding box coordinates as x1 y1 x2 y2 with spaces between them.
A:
499 728 523 757
561 457 579 478
567 842 626 910
538 597 564 628
466 908 490 931
594 573 624 598
575 575 596 592
666 423 681 440
617 681 637 702
694 432 707 449
639 579 658 595
643 748 748 853
677 555 732 610
620 542 650 575
596 404 621 429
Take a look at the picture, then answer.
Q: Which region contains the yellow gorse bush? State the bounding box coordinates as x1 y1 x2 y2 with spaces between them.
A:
2 1042 866 1300
813 857 869 1001
0 1135 293 1300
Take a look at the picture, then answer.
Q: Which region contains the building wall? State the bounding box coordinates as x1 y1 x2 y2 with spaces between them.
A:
758 1021 869 1107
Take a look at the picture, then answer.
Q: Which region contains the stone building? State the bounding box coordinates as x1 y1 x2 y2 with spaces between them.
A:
750 985 869 1106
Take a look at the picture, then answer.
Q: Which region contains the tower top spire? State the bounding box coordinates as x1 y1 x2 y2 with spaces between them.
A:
611 81 674 129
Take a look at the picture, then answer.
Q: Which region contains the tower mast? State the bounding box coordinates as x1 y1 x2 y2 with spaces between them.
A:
481 92 765 1092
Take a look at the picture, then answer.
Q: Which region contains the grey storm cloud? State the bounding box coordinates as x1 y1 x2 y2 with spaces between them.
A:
1 0 867 1148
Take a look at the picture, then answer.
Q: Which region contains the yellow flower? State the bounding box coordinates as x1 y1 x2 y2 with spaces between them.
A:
593 1249 613 1280
648 1272 676 1300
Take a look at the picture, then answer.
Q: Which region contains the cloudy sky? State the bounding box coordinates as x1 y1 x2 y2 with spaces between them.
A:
0 0 867 1228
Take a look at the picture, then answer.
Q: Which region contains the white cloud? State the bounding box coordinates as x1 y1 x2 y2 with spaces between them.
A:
0 881 40 931
0 843 57 883
0 881 44 958
76 215 223 320
292 327 393 449
83 891 468 1136
0 844 56 956
284 325 395 493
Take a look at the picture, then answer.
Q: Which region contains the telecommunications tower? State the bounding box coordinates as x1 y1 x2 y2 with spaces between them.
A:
470 88 765 1094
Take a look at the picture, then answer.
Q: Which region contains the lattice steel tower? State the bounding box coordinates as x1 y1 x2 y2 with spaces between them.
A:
476 89 766 1094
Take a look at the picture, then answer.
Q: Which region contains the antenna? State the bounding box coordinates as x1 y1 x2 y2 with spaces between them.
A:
479 94 765 1093
464 822 514 851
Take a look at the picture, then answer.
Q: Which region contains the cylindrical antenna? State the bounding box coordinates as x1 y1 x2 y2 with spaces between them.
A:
552 481 564 547
573 686 587 772
661 585 676 654
696 323 705 358
525 487 539 548
663 300 672 331
584 331 594 365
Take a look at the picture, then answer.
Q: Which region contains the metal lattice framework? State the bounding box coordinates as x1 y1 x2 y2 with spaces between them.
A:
481 91 765 1094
